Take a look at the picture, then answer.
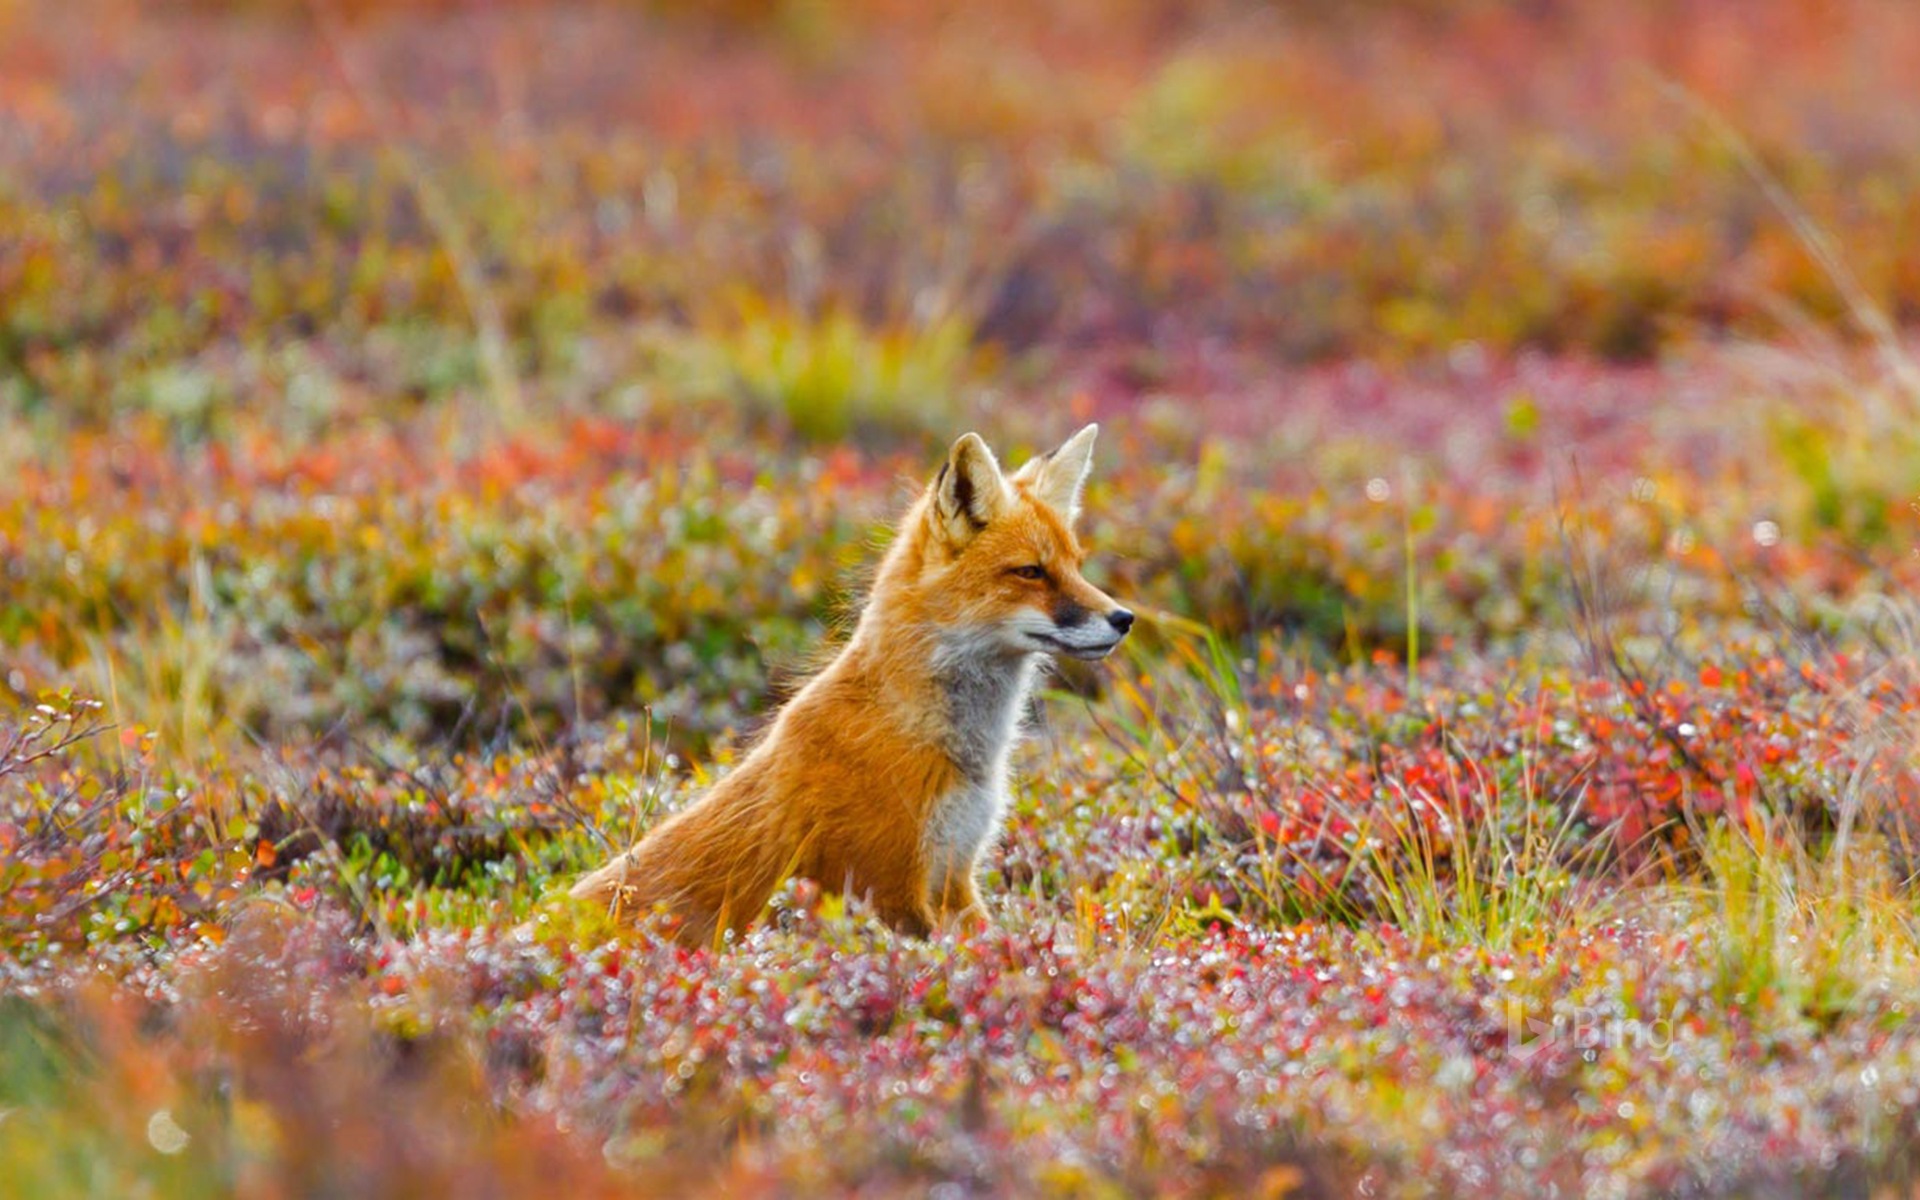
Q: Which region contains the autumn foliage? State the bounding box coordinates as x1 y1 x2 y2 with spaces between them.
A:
5 0 1920 1195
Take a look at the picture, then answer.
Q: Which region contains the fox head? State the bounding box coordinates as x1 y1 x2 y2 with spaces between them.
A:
879 424 1133 661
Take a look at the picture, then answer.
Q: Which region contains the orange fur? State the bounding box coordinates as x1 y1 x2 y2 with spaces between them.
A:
569 424 1133 945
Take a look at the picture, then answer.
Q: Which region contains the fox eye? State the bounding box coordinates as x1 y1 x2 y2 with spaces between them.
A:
1008 564 1048 582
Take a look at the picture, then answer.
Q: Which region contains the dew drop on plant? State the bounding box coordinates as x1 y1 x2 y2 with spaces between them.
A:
147 1108 190 1154
1753 520 1781 547
1365 478 1390 503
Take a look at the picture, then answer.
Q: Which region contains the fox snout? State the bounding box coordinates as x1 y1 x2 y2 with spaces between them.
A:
1040 592 1134 660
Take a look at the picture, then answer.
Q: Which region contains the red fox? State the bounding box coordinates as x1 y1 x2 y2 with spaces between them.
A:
568 424 1133 944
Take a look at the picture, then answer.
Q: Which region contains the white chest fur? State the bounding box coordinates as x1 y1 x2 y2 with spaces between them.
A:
923 638 1040 887
923 777 1010 892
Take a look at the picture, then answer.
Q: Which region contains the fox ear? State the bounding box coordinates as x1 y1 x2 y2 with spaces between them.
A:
931 432 1011 546
1011 423 1098 523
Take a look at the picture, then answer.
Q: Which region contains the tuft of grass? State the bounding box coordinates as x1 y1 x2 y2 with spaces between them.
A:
1683 809 1920 1026
674 298 975 443
87 558 261 770
1761 370 1920 547
1347 740 1615 955
1699 595 1920 1030
1826 594 1920 871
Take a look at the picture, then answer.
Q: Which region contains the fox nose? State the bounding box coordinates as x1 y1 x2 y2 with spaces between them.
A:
1106 608 1135 635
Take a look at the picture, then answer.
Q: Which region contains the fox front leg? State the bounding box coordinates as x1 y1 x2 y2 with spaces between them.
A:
875 895 938 939
933 871 989 934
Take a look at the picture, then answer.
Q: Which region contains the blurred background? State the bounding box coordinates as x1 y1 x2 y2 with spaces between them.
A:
7 0 1920 431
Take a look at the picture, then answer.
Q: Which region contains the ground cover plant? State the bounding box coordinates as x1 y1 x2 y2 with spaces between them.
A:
5 0 1920 1195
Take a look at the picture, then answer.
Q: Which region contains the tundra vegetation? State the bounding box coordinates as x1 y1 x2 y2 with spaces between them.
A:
4 1 1920 1195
